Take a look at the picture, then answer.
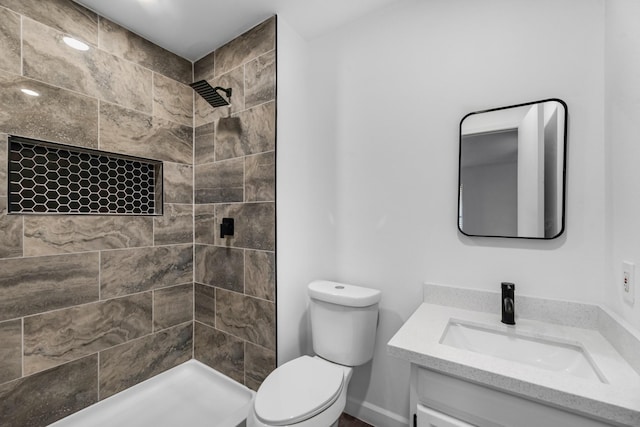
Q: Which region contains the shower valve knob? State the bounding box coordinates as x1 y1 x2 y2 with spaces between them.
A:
220 218 234 238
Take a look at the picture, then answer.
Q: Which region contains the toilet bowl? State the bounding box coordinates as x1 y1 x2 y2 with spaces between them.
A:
248 356 352 427
248 280 381 427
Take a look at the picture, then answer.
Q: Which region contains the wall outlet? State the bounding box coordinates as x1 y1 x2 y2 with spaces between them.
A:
622 261 635 305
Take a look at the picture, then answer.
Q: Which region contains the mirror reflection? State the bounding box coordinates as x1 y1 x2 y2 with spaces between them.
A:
458 99 567 239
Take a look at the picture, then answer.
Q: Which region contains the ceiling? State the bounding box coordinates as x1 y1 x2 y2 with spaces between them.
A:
74 0 402 61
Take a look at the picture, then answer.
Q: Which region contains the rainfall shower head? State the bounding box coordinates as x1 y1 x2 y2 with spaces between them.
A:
190 80 232 108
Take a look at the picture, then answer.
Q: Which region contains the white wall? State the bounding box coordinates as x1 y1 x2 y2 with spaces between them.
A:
276 17 338 363
278 0 607 424
605 0 640 330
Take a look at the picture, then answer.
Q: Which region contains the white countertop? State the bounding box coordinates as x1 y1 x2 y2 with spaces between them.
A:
388 302 640 426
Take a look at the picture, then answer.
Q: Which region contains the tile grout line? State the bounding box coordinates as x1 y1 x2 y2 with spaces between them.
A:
192 59 196 360
98 251 101 301
193 319 274 354
151 72 155 118
151 289 155 333
21 13 160 79
16 12 194 121
5 62 187 127
21 214 24 258
1 242 193 261
194 282 275 304
152 208 156 247
97 351 101 401
19 15 23 76
97 99 101 150
9 281 193 324
96 15 101 50
21 317 24 378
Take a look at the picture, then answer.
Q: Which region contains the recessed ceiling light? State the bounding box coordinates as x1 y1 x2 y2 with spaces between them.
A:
21 88 40 97
63 36 90 51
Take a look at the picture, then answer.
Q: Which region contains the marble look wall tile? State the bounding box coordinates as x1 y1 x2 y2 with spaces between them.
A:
154 204 193 245
194 67 244 127
0 0 98 45
23 216 153 256
195 125 215 165
99 323 192 399
0 71 99 148
245 151 275 202
0 354 98 427
215 203 275 251
101 244 193 299
214 17 276 78
153 284 193 331
216 289 276 350
194 245 244 293
195 283 216 327
194 158 244 204
215 101 276 161
245 250 275 302
153 73 193 127
0 196 22 259
194 50 215 82
0 253 99 321
23 293 152 375
164 162 194 204
99 102 193 164
99 18 191 84
0 319 21 384
245 342 276 391
23 19 152 113
0 7 20 75
245 50 276 109
195 121 216 137
0 134 6 194
194 322 244 384
194 204 216 245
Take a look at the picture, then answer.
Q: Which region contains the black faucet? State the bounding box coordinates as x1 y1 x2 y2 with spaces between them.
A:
501 282 515 325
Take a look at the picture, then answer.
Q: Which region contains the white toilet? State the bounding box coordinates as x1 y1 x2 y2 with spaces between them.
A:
248 280 382 427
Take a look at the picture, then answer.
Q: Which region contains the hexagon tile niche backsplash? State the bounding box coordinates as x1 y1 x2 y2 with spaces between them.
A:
8 136 162 215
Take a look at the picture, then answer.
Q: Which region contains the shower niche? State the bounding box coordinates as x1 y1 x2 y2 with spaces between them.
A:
8 135 163 215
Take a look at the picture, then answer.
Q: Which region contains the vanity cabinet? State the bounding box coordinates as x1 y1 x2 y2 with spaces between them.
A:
410 366 612 427
416 404 473 427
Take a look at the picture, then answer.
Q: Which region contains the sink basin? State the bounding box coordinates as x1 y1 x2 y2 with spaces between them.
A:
440 320 606 383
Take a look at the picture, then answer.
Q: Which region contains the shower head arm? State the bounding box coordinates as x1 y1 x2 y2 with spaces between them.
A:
213 87 232 99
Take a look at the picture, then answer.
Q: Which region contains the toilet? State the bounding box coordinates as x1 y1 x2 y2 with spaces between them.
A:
248 280 381 427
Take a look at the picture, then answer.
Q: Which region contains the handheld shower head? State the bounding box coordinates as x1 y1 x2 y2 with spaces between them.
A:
190 80 232 108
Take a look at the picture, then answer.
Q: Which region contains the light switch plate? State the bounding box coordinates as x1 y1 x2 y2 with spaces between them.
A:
622 261 635 305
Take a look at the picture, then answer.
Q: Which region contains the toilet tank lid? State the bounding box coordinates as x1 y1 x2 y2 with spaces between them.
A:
308 280 381 307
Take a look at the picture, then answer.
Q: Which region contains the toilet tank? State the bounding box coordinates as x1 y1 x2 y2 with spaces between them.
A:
308 280 381 366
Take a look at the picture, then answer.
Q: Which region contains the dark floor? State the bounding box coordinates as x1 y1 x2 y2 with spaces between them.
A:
338 413 374 427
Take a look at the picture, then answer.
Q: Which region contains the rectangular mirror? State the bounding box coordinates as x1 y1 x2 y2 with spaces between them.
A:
458 99 567 239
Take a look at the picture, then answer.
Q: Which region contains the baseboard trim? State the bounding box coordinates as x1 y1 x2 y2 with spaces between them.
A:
345 396 409 427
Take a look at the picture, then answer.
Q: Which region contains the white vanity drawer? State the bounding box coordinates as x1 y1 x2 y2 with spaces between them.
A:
415 367 612 427
416 404 474 427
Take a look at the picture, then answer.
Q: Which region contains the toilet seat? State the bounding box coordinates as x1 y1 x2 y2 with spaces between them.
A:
254 356 345 426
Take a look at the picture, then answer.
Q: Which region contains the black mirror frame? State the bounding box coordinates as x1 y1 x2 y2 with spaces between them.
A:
457 98 568 240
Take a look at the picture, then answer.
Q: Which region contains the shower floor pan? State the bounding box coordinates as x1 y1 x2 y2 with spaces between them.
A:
49 360 255 427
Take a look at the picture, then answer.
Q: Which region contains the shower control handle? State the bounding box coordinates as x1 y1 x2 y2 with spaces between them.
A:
220 218 234 238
